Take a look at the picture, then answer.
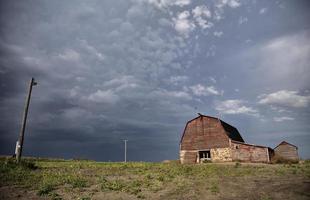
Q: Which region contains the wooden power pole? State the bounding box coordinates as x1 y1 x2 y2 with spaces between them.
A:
16 77 37 163
124 140 128 163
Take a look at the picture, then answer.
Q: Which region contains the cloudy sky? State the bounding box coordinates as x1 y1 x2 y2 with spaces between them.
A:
0 0 309 161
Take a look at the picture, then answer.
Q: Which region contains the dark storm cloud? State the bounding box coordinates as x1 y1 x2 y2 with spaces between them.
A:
0 0 310 160
0 41 46 100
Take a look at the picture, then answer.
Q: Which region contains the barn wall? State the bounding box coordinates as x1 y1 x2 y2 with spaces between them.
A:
179 115 277 164
180 148 233 164
231 142 269 163
180 116 230 151
211 148 232 162
274 144 299 160
180 150 197 164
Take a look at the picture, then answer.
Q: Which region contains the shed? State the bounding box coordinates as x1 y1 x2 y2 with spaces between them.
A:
274 141 299 161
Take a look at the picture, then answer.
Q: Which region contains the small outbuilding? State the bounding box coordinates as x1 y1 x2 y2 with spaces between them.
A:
274 141 299 161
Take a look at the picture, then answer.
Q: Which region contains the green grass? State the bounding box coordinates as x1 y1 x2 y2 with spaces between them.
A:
100 177 126 191
37 183 55 196
65 176 88 188
0 157 310 199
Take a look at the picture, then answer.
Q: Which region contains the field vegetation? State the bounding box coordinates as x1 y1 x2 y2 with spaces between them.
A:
0 157 309 200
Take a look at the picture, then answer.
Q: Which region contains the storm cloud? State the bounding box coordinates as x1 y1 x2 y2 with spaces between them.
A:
0 0 309 161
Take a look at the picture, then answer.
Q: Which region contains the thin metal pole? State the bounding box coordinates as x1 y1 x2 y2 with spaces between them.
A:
16 77 37 163
124 140 128 162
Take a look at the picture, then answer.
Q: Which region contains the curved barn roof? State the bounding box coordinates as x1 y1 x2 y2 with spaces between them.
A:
180 114 245 144
219 119 244 142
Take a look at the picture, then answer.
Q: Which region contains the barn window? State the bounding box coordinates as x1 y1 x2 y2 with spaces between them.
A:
199 150 211 161
235 145 239 149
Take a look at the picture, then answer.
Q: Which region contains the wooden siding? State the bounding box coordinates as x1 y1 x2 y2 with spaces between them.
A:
180 116 230 151
180 150 197 164
274 143 299 160
231 141 269 163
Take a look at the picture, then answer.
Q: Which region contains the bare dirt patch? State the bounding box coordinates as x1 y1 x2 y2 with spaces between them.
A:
0 186 48 200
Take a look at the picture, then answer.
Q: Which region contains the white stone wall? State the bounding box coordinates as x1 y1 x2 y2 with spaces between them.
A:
211 148 233 162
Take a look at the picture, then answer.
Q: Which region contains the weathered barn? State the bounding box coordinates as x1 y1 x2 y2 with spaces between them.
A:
180 114 272 164
274 141 299 161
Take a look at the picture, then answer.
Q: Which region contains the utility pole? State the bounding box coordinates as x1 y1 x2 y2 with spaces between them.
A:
16 77 37 163
124 140 128 162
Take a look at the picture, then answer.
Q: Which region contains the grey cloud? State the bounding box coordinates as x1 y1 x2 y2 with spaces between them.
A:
0 0 309 160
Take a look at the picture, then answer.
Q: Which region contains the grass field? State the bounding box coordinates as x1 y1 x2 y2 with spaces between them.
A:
0 157 310 200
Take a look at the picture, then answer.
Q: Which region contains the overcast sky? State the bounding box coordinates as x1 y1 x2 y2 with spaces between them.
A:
0 0 309 161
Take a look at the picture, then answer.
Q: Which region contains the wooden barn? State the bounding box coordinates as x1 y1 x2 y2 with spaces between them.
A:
274 141 299 161
180 114 273 164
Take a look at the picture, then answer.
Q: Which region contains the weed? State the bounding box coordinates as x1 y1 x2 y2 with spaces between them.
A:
0 159 39 187
180 165 193 176
126 180 142 195
137 194 145 199
100 177 126 191
272 156 298 164
275 168 285 176
260 194 273 200
145 173 153 180
77 197 91 200
2 158 38 170
210 182 219 194
100 177 143 195
67 177 88 188
157 175 165 182
50 192 63 200
20 160 38 170
37 183 55 196
148 179 163 192
235 162 241 168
